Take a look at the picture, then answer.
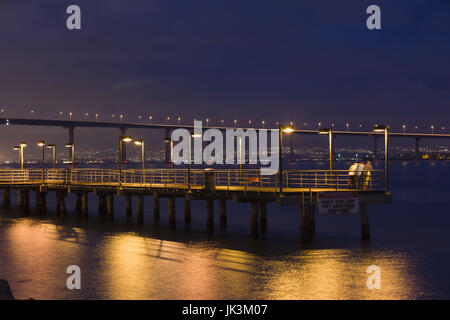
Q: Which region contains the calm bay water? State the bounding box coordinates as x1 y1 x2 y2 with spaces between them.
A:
1 161 450 299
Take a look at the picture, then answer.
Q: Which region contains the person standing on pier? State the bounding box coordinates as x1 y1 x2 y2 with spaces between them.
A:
362 161 373 190
348 162 359 188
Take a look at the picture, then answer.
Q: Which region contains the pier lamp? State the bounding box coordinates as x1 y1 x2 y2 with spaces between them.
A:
13 141 27 169
65 143 75 168
134 139 145 182
47 144 56 169
278 124 294 193
119 136 132 184
373 124 389 193
37 141 45 183
319 128 333 171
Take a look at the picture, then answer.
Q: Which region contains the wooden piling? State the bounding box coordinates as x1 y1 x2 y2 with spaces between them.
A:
301 193 311 243
17 190 23 211
35 191 47 215
184 198 191 224
106 193 114 221
361 204 370 241
250 201 259 239
137 195 144 225
2 189 11 210
219 198 227 228
153 192 160 221
23 190 30 214
56 191 67 216
98 193 106 216
309 193 316 237
259 201 267 233
206 199 214 234
168 197 176 229
126 194 132 218
75 192 82 215
81 192 88 218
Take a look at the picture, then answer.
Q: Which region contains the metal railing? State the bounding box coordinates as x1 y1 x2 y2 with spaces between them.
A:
0 168 384 191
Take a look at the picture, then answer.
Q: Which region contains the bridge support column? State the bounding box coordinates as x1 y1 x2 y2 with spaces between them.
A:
56 191 67 216
137 195 144 225
120 128 128 163
2 189 11 209
153 192 160 221
184 199 191 224
415 137 421 160
361 204 370 241
165 128 171 163
126 195 132 218
35 191 47 215
219 198 227 228
250 201 259 239
106 193 114 221
260 201 267 234
206 199 214 234
81 192 88 218
168 197 176 229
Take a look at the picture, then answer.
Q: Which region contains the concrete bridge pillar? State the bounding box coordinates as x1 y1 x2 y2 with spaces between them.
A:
219 198 227 228
137 195 144 225
415 137 421 160
250 201 259 239
2 189 11 209
120 128 128 163
259 201 267 234
165 128 171 163
168 197 176 229
206 199 214 233
184 199 191 224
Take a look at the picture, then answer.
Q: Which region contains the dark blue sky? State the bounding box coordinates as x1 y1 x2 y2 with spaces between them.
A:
0 1 449 156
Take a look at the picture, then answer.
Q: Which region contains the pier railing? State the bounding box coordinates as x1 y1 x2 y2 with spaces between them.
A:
0 168 384 191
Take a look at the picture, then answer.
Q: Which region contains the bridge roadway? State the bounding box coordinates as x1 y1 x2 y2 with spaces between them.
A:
0 168 390 242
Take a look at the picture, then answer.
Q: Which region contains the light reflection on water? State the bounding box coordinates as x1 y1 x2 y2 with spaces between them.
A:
0 218 422 300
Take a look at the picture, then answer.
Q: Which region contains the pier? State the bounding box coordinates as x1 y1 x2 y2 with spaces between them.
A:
0 168 391 242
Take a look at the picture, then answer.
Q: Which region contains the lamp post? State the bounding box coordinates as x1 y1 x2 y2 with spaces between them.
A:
373 125 389 193
13 141 27 169
119 136 132 184
189 133 202 190
134 139 145 182
37 141 45 183
278 124 294 193
65 143 75 169
319 128 333 171
47 144 56 169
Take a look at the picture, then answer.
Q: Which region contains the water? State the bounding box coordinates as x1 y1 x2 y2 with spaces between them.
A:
1 161 450 299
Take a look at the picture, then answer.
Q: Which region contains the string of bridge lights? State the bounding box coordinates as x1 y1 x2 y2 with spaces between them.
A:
0 108 447 133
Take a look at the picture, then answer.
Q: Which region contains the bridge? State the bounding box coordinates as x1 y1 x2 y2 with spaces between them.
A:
0 167 390 242
2 117 450 162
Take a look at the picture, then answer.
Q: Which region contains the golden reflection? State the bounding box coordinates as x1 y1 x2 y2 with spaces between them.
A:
265 249 420 300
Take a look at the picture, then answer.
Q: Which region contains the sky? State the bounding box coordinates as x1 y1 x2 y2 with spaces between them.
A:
0 0 449 158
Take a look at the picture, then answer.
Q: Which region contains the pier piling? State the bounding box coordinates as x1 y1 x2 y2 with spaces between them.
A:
219 198 227 228
35 191 47 215
206 199 214 234
250 201 259 239
259 201 267 234
361 204 370 241
153 192 160 222
2 189 11 209
168 197 176 229
81 192 88 218
184 199 191 224
106 193 114 221
56 191 67 216
137 195 144 225
126 195 132 218
98 193 106 216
